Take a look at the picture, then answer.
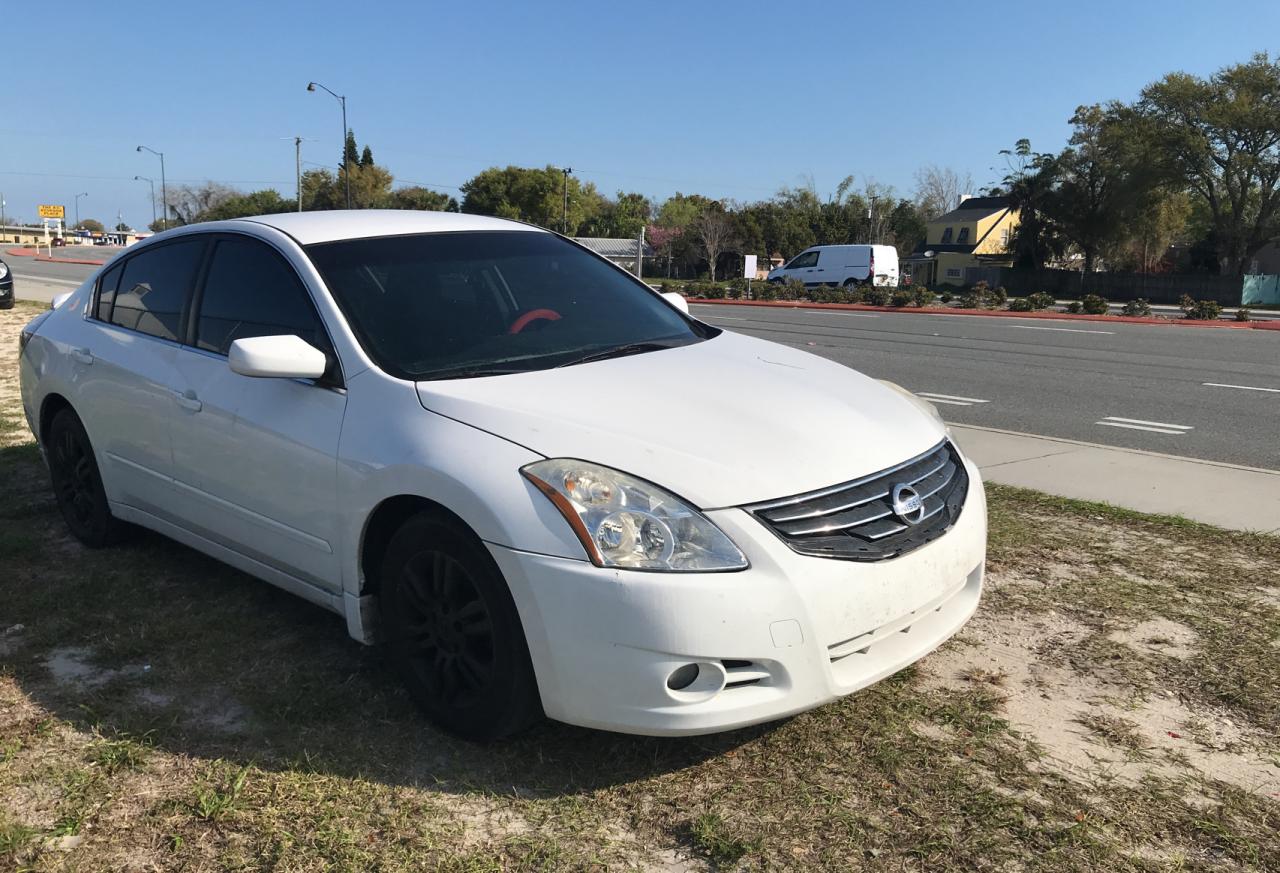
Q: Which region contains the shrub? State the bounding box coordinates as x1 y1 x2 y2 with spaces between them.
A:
938 290 954 304
890 289 913 307
1181 295 1222 320
727 277 749 300
779 277 807 301
1008 297 1033 312
756 282 778 301
699 282 726 300
1027 291 1055 310
911 287 936 308
1081 294 1109 315
957 280 1007 310
1235 307 1252 322
1121 298 1152 317
863 286 892 306
1066 301 1083 314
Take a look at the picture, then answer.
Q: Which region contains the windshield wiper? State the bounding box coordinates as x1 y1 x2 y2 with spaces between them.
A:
555 341 679 369
421 365 529 380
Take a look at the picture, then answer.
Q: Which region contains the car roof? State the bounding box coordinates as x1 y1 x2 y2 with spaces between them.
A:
226 209 544 246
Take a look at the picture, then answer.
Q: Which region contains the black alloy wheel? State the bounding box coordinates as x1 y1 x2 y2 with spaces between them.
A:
47 408 128 547
398 549 495 707
380 513 542 740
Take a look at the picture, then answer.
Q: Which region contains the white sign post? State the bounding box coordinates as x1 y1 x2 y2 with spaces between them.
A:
743 254 757 299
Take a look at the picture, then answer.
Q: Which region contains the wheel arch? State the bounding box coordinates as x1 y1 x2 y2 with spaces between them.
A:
358 494 483 600
38 392 74 445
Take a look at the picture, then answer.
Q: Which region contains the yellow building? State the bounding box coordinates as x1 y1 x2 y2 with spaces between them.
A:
902 196 1019 287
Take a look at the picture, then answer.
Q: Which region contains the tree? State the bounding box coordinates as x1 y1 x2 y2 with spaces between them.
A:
692 210 738 280
340 162 395 209
343 130 360 172
645 225 683 277
1045 105 1133 274
461 165 603 234
1110 189 1191 272
114 222 129 232
301 168 340 211
1134 53 1280 274
360 145 374 168
201 189 296 221
913 165 974 219
389 186 459 212
998 139 1065 270
163 182 237 226
72 218 104 233
580 192 652 238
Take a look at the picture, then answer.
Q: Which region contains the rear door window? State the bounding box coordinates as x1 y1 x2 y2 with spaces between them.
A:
195 236 333 357
110 239 207 341
94 262 123 322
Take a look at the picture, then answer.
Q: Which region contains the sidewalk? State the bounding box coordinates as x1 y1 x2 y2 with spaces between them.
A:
951 424 1280 534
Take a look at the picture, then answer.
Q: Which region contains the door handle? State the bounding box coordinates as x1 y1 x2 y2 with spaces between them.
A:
174 389 202 413
72 347 94 365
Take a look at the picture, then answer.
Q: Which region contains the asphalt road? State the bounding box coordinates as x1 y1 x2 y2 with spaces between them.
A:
7 258 1276 469
690 302 1280 470
7 254 98 295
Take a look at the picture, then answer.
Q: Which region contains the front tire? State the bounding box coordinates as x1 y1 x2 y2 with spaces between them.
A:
379 513 542 740
46 407 129 547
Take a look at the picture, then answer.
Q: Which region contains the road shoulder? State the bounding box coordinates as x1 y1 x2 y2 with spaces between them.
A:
952 423 1280 533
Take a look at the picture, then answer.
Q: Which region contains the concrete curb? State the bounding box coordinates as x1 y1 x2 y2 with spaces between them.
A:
5 247 107 266
687 297 1279 331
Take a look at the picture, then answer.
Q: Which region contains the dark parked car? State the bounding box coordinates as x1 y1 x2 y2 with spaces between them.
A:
0 258 13 309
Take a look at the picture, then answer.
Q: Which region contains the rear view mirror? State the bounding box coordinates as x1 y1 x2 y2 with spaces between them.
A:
228 335 327 380
662 291 690 314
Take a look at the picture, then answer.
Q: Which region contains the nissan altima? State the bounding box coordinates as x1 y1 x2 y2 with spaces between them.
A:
18 211 985 739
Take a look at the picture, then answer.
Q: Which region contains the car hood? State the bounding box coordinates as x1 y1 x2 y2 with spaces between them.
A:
415 331 945 508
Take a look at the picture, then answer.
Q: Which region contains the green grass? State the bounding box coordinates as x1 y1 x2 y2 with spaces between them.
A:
0 306 1277 871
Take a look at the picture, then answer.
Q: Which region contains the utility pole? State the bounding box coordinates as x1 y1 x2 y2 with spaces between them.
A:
1 192 6 240
74 192 88 228
635 224 645 279
560 167 572 233
295 136 303 211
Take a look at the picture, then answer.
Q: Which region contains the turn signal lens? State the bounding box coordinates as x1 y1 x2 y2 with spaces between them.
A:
522 460 748 572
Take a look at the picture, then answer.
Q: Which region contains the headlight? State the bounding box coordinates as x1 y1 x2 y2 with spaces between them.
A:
522 460 748 572
0 262 9 279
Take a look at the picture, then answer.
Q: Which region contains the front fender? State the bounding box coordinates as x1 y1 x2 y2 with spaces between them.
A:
336 370 588 602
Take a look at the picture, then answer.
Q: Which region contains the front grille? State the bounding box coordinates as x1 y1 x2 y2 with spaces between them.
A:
744 440 967 561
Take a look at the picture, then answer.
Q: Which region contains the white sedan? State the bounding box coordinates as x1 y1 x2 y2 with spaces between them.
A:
18 210 985 739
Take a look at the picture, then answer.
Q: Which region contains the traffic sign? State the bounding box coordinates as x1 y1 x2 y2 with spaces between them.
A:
38 204 66 219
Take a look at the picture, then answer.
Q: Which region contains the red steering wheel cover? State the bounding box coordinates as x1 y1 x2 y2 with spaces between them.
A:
508 308 562 334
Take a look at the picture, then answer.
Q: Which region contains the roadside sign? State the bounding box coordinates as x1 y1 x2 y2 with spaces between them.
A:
744 254 758 278
38 204 65 219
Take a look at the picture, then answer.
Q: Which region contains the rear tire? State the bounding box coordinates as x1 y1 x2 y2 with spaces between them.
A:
379 512 542 740
46 408 130 548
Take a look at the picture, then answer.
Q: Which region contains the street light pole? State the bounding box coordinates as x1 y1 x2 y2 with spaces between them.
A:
560 167 572 233
134 176 157 227
307 81 351 209
74 192 88 228
295 136 303 212
136 146 167 229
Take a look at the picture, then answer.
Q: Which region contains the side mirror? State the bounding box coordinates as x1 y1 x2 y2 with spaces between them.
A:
662 291 690 314
228 335 327 380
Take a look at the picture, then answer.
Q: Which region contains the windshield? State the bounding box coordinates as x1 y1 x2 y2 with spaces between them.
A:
305 231 712 380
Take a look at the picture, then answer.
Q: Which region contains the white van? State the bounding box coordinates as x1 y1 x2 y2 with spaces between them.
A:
767 244 899 287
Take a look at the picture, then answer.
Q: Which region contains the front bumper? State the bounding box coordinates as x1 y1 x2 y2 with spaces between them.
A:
491 457 987 736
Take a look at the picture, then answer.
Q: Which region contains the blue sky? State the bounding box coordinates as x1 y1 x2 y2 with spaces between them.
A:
4 0 1277 228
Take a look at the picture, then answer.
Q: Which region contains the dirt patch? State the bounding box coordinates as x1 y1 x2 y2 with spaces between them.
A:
1109 617 1200 660
926 604 1279 797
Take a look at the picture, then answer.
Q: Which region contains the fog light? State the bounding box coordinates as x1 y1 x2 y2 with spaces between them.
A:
666 663 699 691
